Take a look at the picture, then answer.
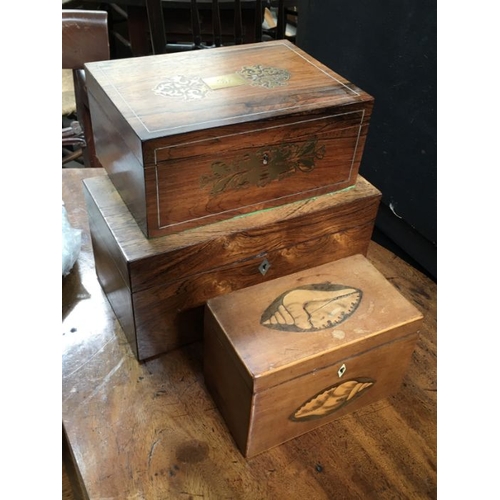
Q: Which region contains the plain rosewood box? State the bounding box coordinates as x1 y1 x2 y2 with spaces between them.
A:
203 254 423 458
83 174 380 361
85 40 374 238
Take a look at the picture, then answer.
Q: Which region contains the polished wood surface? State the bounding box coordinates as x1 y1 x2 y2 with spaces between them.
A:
84 174 380 360
204 254 423 457
62 168 437 499
86 40 373 237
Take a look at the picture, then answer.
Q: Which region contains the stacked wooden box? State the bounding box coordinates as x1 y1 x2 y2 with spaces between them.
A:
84 40 422 456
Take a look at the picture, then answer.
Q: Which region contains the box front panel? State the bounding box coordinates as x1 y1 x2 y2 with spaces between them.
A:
132 181 380 292
246 332 419 458
148 108 370 236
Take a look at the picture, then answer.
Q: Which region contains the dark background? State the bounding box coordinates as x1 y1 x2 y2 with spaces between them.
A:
296 0 436 281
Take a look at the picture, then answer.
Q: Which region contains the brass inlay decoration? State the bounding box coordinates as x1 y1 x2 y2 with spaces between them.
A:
290 378 375 422
202 73 247 90
153 65 291 100
260 283 362 332
237 65 291 88
152 75 211 100
200 139 326 195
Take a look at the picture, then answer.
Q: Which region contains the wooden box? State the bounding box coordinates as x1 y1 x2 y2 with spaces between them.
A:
83 174 381 361
204 254 423 458
85 40 374 238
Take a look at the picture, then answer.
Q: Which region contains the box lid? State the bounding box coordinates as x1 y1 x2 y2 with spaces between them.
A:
85 40 373 141
206 254 423 392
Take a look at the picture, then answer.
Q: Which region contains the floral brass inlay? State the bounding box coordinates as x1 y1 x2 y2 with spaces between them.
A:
152 66 290 100
200 139 326 196
290 378 375 422
237 65 291 88
260 283 362 333
152 75 211 100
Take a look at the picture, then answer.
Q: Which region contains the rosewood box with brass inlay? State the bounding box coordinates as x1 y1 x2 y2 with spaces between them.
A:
203 254 423 458
85 40 374 238
83 174 380 361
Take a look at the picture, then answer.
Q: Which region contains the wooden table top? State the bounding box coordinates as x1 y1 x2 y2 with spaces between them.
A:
62 168 437 500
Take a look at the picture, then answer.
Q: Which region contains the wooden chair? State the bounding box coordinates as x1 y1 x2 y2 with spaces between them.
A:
143 0 290 55
62 9 110 167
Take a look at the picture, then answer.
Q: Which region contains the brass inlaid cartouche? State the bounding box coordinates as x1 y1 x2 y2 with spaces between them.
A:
202 73 248 90
152 65 291 100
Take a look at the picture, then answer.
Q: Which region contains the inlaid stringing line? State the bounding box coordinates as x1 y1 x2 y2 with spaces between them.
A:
153 111 364 226
282 42 360 97
94 64 148 133
153 111 363 164
155 165 161 229
155 178 356 230
147 102 355 135
348 109 365 179
94 42 362 135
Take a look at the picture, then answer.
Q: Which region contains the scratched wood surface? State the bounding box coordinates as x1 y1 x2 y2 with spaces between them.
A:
62 168 436 499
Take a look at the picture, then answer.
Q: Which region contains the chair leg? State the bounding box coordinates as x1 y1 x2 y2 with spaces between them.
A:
145 0 167 54
73 70 101 168
127 6 151 56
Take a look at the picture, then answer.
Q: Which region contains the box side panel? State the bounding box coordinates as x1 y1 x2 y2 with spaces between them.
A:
203 307 253 455
88 88 148 237
133 222 376 360
246 331 419 458
83 182 138 359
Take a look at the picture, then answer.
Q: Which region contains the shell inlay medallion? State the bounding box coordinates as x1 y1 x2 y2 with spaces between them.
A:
290 378 375 422
152 65 291 101
260 283 362 332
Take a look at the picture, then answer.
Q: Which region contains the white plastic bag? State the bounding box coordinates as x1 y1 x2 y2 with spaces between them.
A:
62 202 82 277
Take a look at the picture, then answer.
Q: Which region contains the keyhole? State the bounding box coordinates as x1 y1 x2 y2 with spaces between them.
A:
258 259 271 276
338 364 347 378
262 153 269 165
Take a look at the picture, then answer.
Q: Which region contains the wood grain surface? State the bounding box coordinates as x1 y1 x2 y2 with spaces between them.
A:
62 168 436 499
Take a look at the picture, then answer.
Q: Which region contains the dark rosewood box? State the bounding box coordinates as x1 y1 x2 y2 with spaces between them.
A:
203 254 423 458
84 174 381 361
85 40 374 238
